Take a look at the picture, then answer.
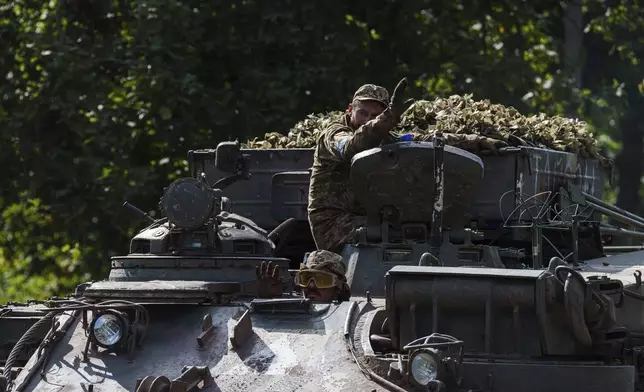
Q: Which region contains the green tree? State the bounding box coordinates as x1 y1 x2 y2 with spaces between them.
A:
1 0 641 302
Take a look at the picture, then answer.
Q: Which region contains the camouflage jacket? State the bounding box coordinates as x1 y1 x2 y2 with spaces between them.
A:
307 113 394 217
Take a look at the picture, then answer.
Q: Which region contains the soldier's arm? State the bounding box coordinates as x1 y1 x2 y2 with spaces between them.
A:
322 110 395 161
410 132 506 153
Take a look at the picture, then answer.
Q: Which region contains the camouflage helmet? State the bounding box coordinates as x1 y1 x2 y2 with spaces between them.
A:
352 84 389 107
302 250 347 279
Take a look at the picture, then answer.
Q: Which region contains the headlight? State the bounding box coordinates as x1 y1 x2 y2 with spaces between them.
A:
409 349 441 387
90 310 128 348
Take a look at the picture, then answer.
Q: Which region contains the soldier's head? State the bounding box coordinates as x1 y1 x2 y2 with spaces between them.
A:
348 84 389 128
295 250 350 302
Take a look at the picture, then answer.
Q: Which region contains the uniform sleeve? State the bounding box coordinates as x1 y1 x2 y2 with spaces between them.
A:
321 116 393 162
408 132 509 153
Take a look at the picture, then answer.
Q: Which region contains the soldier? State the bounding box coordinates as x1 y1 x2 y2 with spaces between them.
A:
256 250 351 302
307 78 414 253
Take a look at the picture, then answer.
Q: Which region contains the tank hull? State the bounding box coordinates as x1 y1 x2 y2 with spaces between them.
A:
14 301 384 392
12 297 637 392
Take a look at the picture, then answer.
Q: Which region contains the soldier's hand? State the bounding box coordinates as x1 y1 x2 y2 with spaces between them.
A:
256 261 283 298
446 134 510 154
370 108 396 135
390 77 415 121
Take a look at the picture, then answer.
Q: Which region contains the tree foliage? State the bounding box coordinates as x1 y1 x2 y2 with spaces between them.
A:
1 0 643 302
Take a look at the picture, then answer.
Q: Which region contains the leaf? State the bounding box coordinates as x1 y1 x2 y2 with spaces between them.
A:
159 106 172 120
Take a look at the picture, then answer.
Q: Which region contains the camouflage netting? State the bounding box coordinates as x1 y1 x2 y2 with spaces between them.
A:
244 94 604 161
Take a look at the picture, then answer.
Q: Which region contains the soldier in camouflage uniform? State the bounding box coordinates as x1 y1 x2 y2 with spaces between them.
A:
256 250 350 302
295 250 351 302
307 78 414 253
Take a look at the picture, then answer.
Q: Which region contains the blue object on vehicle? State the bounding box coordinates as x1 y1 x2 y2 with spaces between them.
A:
398 133 413 142
337 139 346 153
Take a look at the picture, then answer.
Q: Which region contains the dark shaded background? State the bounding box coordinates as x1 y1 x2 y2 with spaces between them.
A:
1 0 642 301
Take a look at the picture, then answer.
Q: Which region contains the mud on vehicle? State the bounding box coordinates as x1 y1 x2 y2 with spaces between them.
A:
3 135 644 392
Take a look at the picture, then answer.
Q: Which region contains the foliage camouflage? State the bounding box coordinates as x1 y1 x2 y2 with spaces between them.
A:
0 1 642 302
245 95 602 160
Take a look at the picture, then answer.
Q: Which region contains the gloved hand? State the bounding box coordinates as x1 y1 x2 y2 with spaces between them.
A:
369 108 396 135
360 77 414 139
256 260 283 298
389 77 415 121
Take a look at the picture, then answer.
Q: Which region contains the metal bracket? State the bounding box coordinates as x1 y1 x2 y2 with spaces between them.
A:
196 314 215 350
80 383 94 392
135 366 214 392
531 222 543 268
635 270 642 289
230 309 253 349
429 131 445 260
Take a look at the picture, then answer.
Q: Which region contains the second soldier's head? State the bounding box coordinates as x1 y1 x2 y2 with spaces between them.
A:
295 250 350 302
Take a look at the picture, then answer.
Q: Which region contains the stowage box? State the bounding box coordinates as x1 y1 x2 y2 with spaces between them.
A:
189 145 606 232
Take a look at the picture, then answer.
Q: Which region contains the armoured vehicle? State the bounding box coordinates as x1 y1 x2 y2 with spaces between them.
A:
3 134 644 392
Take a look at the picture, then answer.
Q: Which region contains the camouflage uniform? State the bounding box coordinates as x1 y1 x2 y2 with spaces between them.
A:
308 84 393 253
302 250 351 299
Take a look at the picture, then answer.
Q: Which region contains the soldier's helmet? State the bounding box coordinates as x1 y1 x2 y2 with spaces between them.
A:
301 250 347 279
352 84 389 107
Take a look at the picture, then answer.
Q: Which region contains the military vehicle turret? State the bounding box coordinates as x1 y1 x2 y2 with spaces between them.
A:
4 137 644 392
